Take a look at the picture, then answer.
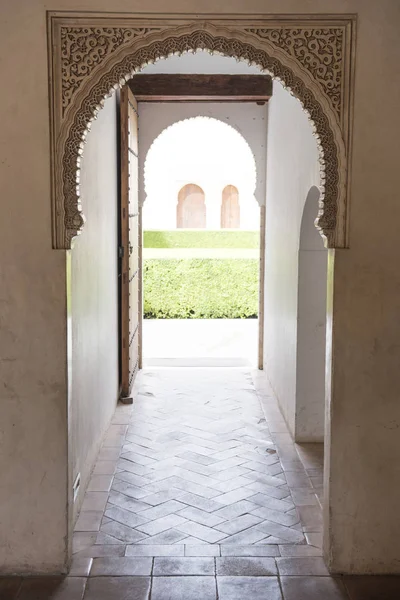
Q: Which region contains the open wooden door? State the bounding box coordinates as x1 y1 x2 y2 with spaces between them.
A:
120 85 140 401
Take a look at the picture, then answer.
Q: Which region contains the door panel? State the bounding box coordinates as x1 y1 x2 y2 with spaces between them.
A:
120 85 140 397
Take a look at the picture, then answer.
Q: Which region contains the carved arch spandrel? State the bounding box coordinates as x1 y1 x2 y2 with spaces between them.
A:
49 16 355 250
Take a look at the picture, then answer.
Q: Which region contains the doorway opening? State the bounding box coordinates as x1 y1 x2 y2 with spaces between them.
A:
142 114 261 368
69 46 330 568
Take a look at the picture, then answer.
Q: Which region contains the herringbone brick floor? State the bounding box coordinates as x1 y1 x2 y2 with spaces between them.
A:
73 368 324 561
6 369 400 598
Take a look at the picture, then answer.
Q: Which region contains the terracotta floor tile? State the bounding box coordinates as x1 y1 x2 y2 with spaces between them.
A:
83 576 150 600
217 576 282 600
216 556 277 576
153 557 215 576
276 556 329 576
90 557 152 576
151 576 217 600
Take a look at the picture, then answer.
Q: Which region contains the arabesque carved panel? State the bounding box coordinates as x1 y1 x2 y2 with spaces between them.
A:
246 28 343 118
61 27 162 115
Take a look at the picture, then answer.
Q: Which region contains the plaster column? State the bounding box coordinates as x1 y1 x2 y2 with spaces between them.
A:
295 186 327 442
324 245 400 573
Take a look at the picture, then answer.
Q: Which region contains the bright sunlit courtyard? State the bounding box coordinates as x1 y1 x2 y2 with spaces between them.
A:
142 115 261 366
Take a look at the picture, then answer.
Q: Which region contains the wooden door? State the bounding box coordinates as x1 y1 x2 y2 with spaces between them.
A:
221 185 240 228
177 184 206 228
120 85 140 399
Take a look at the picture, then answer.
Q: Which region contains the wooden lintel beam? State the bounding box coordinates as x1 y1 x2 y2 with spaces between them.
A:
128 74 272 102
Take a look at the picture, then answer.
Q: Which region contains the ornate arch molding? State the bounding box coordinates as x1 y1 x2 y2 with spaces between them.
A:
48 13 355 249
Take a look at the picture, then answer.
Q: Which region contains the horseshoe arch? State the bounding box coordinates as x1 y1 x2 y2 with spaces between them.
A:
48 15 355 249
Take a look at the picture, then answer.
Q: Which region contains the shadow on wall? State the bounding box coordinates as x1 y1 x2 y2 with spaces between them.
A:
295 185 327 442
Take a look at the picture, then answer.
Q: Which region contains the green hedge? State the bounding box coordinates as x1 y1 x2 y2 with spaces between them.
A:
144 258 258 319
144 230 259 249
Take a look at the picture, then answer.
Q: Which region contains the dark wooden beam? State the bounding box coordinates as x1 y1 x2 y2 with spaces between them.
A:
128 74 272 102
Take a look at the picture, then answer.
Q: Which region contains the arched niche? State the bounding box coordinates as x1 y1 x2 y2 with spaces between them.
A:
295 185 328 442
221 185 240 229
177 184 206 229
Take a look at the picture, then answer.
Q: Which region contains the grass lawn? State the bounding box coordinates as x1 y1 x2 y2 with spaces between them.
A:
143 248 259 259
144 229 259 249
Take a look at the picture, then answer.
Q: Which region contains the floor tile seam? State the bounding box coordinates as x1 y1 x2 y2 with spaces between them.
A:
150 556 155 591
215 569 220 600
174 508 229 527
165 469 231 490
135 516 192 536
174 518 270 542
276 567 285 599
178 515 260 536
341 576 356 599
12 578 24 600
240 472 288 488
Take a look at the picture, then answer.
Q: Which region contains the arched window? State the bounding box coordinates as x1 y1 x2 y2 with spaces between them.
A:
221 185 240 228
177 184 206 228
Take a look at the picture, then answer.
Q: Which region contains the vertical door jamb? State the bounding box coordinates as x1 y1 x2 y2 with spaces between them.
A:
138 203 143 369
120 87 130 397
258 205 266 370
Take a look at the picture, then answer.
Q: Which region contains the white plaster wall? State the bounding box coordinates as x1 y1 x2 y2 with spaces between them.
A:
263 81 320 437
1 0 400 576
295 186 327 442
138 101 267 225
70 94 119 521
0 2 69 575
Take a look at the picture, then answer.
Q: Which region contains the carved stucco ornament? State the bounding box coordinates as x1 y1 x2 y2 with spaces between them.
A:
61 27 163 115
49 16 355 249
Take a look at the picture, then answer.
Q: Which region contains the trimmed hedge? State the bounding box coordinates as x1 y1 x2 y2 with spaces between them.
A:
143 258 258 319
144 230 259 249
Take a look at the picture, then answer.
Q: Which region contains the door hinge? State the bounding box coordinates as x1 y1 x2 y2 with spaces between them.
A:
118 246 125 258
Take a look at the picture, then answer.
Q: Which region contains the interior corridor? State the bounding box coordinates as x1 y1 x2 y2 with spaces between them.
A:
3 369 398 598
71 368 341 600
75 368 323 552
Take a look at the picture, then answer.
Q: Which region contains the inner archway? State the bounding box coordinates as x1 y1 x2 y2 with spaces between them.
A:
46 14 355 576
142 112 260 367
143 115 258 229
